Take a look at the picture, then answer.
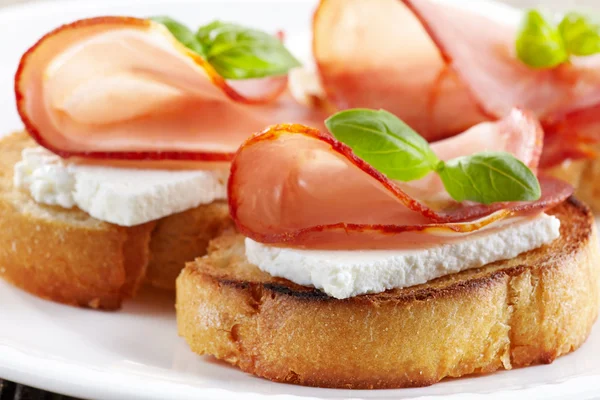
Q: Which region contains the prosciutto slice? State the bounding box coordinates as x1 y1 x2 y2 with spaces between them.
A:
229 109 572 249
16 17 325 162
313 0 488 142
313 0 600 164
403 0 600 121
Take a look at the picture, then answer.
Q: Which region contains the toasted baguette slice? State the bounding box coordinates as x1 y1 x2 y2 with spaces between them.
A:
177 198 600 389
547 151 600 212
0 132 232 309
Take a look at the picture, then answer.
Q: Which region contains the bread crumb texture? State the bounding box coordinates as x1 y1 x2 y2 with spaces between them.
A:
0 132 232 309
177 198 600 389
547 149 600 212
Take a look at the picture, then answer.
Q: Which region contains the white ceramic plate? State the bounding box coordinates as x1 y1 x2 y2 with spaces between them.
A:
1 0 600 399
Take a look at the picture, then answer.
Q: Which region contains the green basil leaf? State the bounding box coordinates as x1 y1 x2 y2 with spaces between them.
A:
516 10 568 69
150 16 205 57
559 12 600 56
325 109 440 181
437 152 541 204
196 21 300 79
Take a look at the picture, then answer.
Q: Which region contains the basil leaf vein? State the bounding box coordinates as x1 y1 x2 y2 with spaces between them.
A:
437 152 541 204
326 109 542 205
197 21 300 80
325 109 439 181
150 16 205 57
151 18 300 80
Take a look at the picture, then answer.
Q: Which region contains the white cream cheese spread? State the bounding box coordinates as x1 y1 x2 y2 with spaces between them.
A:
14 146 227 226
245 213 561 299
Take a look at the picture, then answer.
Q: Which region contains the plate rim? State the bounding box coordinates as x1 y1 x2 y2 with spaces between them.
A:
4 340 600 400
0 343 312 400
0 0 598 399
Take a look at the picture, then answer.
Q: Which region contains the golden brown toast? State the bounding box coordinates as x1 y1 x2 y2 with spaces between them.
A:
547 152 600 212
0 132 232 309
176 198 600 389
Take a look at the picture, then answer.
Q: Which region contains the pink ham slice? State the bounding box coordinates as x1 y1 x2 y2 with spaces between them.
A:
403 108 542 208
313 0 600 165
403 0 600 121
16 17 326 162
313 0 488 142
229 109 572 249
541 104 600 166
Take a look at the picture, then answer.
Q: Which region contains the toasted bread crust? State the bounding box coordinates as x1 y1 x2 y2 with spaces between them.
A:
0 132 232 309
575 157 600 212
146 202 232 290
176 198 600 389
547 152 600 212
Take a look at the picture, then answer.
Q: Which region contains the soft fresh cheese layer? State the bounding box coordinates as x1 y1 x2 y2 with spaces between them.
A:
14 147 227 226
246 213 561 299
